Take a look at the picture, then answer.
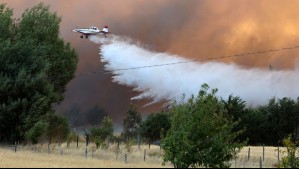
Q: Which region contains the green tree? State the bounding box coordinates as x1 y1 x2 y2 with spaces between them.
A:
90 116 114 149
162 84 244 168
276 135 299 168
0 4 13 40
260 97 299 145
25 121 47 144
25 113 70 144
121 104 142 140
43 113 70 143
140 112 171 148
222 95 268 145
0 3 77 142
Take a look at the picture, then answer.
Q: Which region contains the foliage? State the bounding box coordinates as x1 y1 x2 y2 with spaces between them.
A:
162 84 245 168
25 121 48 144
222 96 299 146
66 131 77 147
0 3 77 143
121 104 142 140
140 112 171 148
125 138 135 152
276 135 299 168
44 113 70 143
90 116 114 149
25 113 70 144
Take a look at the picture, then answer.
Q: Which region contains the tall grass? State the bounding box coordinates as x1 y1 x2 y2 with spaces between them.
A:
0 142 287 168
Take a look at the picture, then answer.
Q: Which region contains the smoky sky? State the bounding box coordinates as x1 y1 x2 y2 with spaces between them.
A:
2 0 299 130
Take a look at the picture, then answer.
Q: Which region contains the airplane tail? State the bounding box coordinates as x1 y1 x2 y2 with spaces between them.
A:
102 26 109 33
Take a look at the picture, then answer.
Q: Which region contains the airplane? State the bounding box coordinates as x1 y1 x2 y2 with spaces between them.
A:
72 25 110 39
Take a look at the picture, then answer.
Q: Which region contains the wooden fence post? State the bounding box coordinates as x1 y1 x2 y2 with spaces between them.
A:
48 142 50 154
144 149 146 161
85 146 88 159
248 147 251 161
278 146 280 162
263 145 265 162
14 141 17 153
77 134 79 148
259 156 262 168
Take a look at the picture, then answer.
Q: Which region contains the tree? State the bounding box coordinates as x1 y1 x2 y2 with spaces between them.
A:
162 84 245 168
24 113 70 144
0 4 13 40
121 104 142 140
43 113 70 143
140 112 171 148
90 116 114 149
259 97 299 145
276 135 299 168
222 95 268 145
0 3 77 142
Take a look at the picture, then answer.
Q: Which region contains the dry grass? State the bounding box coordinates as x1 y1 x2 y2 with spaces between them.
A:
232 146 286 168
0 142 171 168
0 143 287 168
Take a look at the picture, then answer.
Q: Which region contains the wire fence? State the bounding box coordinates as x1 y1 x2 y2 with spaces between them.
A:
0 143 288 168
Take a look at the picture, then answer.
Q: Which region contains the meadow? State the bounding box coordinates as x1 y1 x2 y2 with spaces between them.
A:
0 142 286 168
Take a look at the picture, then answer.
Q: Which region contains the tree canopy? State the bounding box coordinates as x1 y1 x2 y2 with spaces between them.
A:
0 3 77 143
162 84 245 168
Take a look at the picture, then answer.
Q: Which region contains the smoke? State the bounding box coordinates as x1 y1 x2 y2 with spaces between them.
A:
90 35 299 106
4 0 299 127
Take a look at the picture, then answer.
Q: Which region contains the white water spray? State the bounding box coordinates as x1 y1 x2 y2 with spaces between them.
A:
90 35 299 106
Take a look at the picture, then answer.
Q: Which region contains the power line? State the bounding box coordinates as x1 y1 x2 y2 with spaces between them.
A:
110 45 299 72
2 44 299 82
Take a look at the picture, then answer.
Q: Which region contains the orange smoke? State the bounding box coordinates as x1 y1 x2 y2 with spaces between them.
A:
3 0 299 127
4 0 299 69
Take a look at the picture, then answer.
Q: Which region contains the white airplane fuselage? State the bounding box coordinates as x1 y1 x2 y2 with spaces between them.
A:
73 26 109 39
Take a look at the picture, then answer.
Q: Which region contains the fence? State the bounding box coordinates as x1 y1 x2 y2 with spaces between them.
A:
0 143 289 168
232 146 287 168
0 141 167 166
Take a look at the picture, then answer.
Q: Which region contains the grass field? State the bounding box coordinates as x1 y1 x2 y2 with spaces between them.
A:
0 142 287 168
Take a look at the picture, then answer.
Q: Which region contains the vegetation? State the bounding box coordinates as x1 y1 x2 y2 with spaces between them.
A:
222 96 299 146
161 84 245 168
121 104 142 140
276 135 299 168
0 3 77 143
140 112 171 148
90 116 114 149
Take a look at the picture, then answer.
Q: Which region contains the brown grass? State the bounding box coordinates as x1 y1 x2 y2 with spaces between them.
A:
0 143 171 168
0 143 286 168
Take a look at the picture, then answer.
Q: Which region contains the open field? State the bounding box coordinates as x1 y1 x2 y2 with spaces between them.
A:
0 143 171 168
0 142 289 168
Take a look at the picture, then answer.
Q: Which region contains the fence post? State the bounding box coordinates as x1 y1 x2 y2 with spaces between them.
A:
85 146 88 159
48 142 50 154
125 154 128 164
248 147 251 161
138 135 141 150
263 145 265 162
259 156 262 168
117 137 120 150
14 141 17 153
278 146 280 162
144 149 146 161
77 134 79 148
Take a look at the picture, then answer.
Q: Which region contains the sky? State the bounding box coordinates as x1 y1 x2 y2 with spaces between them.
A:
2 0 299 131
